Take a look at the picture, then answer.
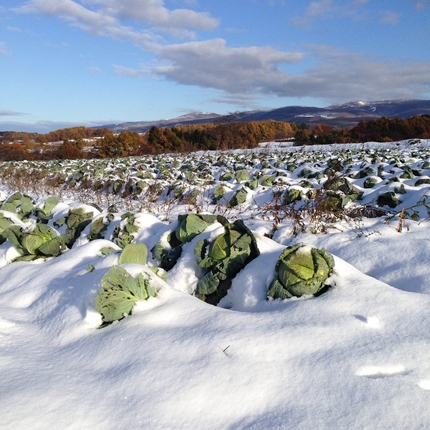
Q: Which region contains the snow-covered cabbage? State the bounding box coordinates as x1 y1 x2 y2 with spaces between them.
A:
267 243 334 299
194 219 260 305
95 266 157 324
151 214 218 270
227 188 248 208
0 192 34 219
1 223 66 261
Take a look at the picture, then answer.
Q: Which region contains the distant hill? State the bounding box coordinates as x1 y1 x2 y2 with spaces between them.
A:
102 99 430 132
101 112 223 133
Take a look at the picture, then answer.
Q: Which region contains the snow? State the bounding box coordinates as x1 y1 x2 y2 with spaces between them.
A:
1 141 430 429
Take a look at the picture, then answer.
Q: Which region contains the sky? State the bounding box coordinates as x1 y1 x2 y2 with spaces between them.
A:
1 0 430 133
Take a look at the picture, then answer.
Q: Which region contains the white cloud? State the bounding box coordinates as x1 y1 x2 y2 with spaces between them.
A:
148 39 303 94
119 43 430 106
209 93 267 110
0 42 9 55
0 110 26 116
290 0 333 26
15 0 218 40
87 66 101 74
16 0 143 40
112 64 148 77
12 0 430 110
408 0 430 10
7 26 23 32
92 0 218 30
290 0 368 27
379 11 400 25
268 46 430 103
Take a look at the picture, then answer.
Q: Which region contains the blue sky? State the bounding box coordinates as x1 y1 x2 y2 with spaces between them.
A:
1 0 430 133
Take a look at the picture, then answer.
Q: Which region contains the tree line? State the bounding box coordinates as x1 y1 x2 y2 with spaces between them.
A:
294 115 430 145
146 121 295 153
1 115 430 161
0 121 295 161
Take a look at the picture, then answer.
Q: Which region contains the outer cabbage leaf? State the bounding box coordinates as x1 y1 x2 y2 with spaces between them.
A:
42 196 60 215
151 242 167 260
0 216 13 233
1 225 23 249
147 266 168 282
235 169 250 183
38 236 66 257
152 214 219 271
118 243 148 266
209 232 230 261
212 184 225 201
20 197 34 218
88 217 108 241
227 188 247 208
195 272 219 296
21 233 46 255
260 175 276 187
95 266 157 323
100 246 116 256
1 202 19 214
175 214 209 243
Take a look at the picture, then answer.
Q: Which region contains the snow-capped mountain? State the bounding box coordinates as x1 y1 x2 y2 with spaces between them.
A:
102 99 430 132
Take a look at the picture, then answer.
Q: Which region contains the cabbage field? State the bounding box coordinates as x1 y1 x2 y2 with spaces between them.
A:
1 139 430 429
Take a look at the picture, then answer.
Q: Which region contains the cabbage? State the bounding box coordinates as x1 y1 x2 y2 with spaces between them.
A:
267 243 334 299
227 188 248 208
235 169 250 183
1 223 66 261
194 219 259 305
260 175 276 187
151 214 218 270
95 266 157 324
0 192 34 219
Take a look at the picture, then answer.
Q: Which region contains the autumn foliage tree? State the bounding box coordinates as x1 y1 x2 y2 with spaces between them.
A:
98 131 151 158
145 121 295 153
294 115 430 146
350 115 430 142
57 140 86 159
0 142 29 161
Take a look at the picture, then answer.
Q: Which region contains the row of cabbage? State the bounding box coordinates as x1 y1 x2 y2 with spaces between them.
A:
1 140 430 218
0 192 335 326
1 140 430 325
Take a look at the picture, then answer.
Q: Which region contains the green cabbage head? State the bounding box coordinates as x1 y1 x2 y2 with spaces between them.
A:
95 266 157 324
267 243 335 299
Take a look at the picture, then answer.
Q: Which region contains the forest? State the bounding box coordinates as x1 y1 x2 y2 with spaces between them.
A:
294 115 430 145
1 115 430 161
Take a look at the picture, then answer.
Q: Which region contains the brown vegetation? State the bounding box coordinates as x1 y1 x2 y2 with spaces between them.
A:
1 115 430 161
294 115 430 145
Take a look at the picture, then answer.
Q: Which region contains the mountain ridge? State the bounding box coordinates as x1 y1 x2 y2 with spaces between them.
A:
102 99 430 132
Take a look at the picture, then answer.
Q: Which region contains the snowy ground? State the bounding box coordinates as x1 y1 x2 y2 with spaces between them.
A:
1 141 430 429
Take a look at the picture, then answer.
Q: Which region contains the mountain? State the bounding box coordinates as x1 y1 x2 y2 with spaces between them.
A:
101 111 223 133
102 99 430 132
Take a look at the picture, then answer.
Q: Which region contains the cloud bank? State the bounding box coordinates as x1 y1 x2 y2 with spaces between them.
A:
13 0 430 108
